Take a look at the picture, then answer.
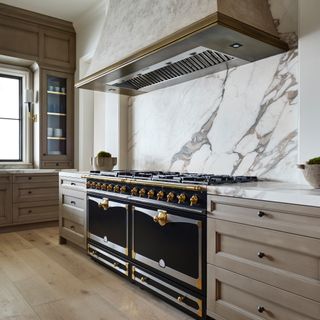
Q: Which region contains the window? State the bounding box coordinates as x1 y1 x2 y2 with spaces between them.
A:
0 74 23 161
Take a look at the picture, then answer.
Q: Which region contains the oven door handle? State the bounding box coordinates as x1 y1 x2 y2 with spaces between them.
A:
88 196 109 211
153 210 168 226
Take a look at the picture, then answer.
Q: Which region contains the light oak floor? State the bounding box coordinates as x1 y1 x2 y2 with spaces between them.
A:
0 227 192 320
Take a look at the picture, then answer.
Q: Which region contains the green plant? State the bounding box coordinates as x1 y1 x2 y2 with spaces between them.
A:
97 151 112 158
307 156 320 165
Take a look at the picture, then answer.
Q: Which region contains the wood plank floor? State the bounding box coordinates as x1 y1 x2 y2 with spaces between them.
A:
0 227 192 320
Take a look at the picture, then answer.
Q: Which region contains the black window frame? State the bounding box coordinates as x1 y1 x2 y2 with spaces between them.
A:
0 73 23 162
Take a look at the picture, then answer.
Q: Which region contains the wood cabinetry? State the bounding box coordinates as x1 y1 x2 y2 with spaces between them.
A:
12 173 59 224
207 195 320 320
0 175 12 226
0 3 75 72
37 70 74 169
59 173 87 249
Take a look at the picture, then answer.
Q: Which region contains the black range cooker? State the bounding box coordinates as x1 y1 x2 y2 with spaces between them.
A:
85 171 257 319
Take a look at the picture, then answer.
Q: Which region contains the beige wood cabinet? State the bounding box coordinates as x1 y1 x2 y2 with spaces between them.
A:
59 173 87 249
207 195 320 320
36 69 74 169
0 175 12 226
0 3 75 72
0 172 59 228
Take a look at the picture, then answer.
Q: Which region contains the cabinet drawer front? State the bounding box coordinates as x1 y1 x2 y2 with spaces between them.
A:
60 177 85 190
13 174 58 183
61 193 85 210
208 195 320 238
13 201 58 223
207 265 320 320
41 161 73 169
14 182 58 202
61 217 84 235
0 175 11 183
208 219 320 302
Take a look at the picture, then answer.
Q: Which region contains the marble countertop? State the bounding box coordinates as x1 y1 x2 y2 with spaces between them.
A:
207 181 320 207
59 170 89 178
0 169 58 174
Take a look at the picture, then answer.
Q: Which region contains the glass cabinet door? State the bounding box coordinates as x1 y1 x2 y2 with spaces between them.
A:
46 75 67 156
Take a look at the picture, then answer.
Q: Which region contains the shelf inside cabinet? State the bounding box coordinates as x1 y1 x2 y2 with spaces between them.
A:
47 112 67 116
47 90 66 95
47 137 66 140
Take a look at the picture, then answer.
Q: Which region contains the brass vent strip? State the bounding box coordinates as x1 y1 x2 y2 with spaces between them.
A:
118 49 234 90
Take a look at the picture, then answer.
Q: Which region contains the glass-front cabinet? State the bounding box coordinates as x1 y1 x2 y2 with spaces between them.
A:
40 70 73 168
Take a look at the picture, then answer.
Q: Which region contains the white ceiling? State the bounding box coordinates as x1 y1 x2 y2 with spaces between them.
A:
1 0 104 22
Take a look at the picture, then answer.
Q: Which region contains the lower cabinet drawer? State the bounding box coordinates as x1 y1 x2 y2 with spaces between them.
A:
13 182 59 202
207 265 320 320
60 217 85 248
208 219 320 302
12 201 58 224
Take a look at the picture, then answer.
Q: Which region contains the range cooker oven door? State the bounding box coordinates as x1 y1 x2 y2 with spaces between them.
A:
132 205 203 290
88 195 128 256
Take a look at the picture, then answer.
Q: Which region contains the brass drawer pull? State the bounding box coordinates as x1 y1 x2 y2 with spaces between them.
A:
98 198 109 210
153 210 168 226
257 306 265 313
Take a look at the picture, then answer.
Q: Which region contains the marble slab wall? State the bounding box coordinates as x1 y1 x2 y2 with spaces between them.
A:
128 49 299 183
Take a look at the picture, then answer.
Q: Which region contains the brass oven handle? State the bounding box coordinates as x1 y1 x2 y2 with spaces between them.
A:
153 210 168 226
98 198 109 210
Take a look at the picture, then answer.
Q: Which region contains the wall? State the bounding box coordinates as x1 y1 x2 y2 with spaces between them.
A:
298 0 320 163
129 49 299 182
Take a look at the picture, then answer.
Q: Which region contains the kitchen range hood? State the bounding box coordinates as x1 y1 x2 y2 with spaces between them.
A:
76 0 288 96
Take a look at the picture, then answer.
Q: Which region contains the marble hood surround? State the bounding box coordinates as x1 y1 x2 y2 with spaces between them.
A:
75 0 288 96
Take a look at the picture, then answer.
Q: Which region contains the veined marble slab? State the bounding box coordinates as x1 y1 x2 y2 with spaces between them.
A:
129 49 300 183
207 181 320 208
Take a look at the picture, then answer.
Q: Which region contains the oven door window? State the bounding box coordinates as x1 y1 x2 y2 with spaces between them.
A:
88 196 128 255
132 206 202 289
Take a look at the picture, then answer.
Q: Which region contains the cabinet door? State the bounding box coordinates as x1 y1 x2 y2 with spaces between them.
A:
0 183 12 226
40 69 73 168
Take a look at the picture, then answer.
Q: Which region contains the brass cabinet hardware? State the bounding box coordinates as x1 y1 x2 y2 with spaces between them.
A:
113 185 120 193
153 210 168 226
131 187 138 196
107 184 113 191
177 296 185 303
98 198 109 210
120 185 127 193
139 188 146 197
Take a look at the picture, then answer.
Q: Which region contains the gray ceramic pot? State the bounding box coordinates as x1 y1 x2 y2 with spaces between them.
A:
91 156 117 171
297 164 320 188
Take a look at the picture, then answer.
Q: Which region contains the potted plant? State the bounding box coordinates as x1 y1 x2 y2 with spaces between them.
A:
298 156 320 188
91 151 117 171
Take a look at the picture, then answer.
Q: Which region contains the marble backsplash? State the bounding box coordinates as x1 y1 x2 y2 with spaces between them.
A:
128 49 300 183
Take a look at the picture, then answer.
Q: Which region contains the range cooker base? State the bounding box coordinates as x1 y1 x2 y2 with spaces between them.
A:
87 243 206 319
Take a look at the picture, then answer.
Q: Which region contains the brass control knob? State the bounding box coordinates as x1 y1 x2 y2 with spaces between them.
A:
190 194 199 206
101 184 107 191
177 193 186 204
91 182 96 188
86 181 91 188
153 210 168 226
157 191 164 200
167 192 175 202
107 184 113 192
147 189 155 199
113 185 120 193
120 186 127 193
131 187 138 196
139 188 146 197
96 183 101 190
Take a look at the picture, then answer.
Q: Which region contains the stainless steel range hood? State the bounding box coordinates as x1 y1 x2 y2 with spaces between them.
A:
75 0 288 96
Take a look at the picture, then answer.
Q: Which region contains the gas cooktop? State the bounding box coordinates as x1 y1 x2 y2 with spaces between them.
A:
89 170 258 185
